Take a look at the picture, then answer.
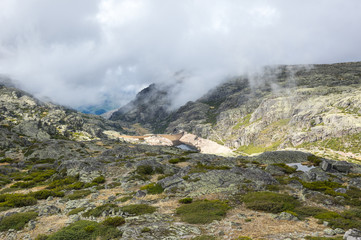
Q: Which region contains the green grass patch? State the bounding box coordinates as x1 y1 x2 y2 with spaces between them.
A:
176 200 230 224
42 220 122 240
140 183 164 194
118 196 133 202
233 114 252 130
30 190 64 200
120 204 156 216
0 211 38 231
242 191 301 214
92 176 106 184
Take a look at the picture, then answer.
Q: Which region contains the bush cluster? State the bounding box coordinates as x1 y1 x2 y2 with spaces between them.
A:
0 211 38 231
140 183 164 194
176 200 230 224
120 204 156 216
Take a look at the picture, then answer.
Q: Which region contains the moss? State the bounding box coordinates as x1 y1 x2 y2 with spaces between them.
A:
0 211 38 231
176 200 230 224
101 216 125 227
120 204 156 216
242 191 301 214
140 183 164 194
44 220 122 240
83 204 120 218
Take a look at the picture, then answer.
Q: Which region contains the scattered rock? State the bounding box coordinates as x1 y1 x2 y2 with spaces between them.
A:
344 228 361 240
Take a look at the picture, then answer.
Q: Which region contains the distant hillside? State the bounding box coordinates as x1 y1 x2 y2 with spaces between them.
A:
110 62 361 162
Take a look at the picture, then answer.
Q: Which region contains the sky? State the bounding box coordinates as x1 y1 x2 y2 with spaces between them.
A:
0 0 361 112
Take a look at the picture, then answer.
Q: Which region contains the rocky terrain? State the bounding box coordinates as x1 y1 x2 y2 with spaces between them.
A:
0 78 361 239
110 62 361 162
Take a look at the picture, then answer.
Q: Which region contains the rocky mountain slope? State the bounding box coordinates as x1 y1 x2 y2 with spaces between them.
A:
1 80 361 239
110 62 361 162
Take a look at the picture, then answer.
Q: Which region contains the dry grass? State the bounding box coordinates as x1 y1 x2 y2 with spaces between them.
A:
204 206 327 239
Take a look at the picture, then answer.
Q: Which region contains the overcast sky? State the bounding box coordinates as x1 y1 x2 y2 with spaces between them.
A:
0 0 361 111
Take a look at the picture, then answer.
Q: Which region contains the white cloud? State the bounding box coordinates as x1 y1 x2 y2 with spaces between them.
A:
0 0 360 111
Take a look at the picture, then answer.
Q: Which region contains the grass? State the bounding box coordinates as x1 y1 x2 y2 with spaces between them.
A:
242 191 301 214
233 114 252 130
236 141 282 155
120 204 156 216
0 211 38 231
83 204 120 218
176 200 230 224
118 196 133 202
42 220 122 240
140 183 164 194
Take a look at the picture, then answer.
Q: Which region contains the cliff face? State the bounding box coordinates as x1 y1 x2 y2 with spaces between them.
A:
110 62 361 161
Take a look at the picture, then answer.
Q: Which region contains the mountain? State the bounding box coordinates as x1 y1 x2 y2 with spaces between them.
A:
0 68 361 240
110 62 361 162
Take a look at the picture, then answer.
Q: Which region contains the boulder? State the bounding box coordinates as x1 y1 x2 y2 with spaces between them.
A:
344 228 361 240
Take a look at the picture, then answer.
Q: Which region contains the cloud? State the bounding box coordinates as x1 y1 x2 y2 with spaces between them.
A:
0 0 360 111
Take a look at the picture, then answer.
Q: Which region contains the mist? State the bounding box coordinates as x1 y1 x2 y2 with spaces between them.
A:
0 0 361 112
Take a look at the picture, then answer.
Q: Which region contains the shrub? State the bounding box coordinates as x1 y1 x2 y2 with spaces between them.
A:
293 206 329 218
0 211 38 231
47 176 78 190
92 176 106 184
192 236 217 240
10 181 36 189
118 196 133 202
307 155 322 166
83 204 120 218
242 192 301 214
140 183 164 194
120 204 156 216
179 197 193 204
169 157 190 164
65 190 91 200
30 190 64 200
0 193 37 208
301 180 342 192
189 163 231 173
141 227 151 233
44 220 122 240
176 200 230 224
136 165 154 175
68 207 86 216
102 216 125 227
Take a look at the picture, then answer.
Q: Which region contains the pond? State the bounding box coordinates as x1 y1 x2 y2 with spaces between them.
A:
286 163 315 172
175 144 198 151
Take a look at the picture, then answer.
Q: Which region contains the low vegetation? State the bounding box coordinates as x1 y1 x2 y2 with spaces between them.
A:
120 204 156 216
0 211 37 231
40 220 122 240
176 200 230 224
